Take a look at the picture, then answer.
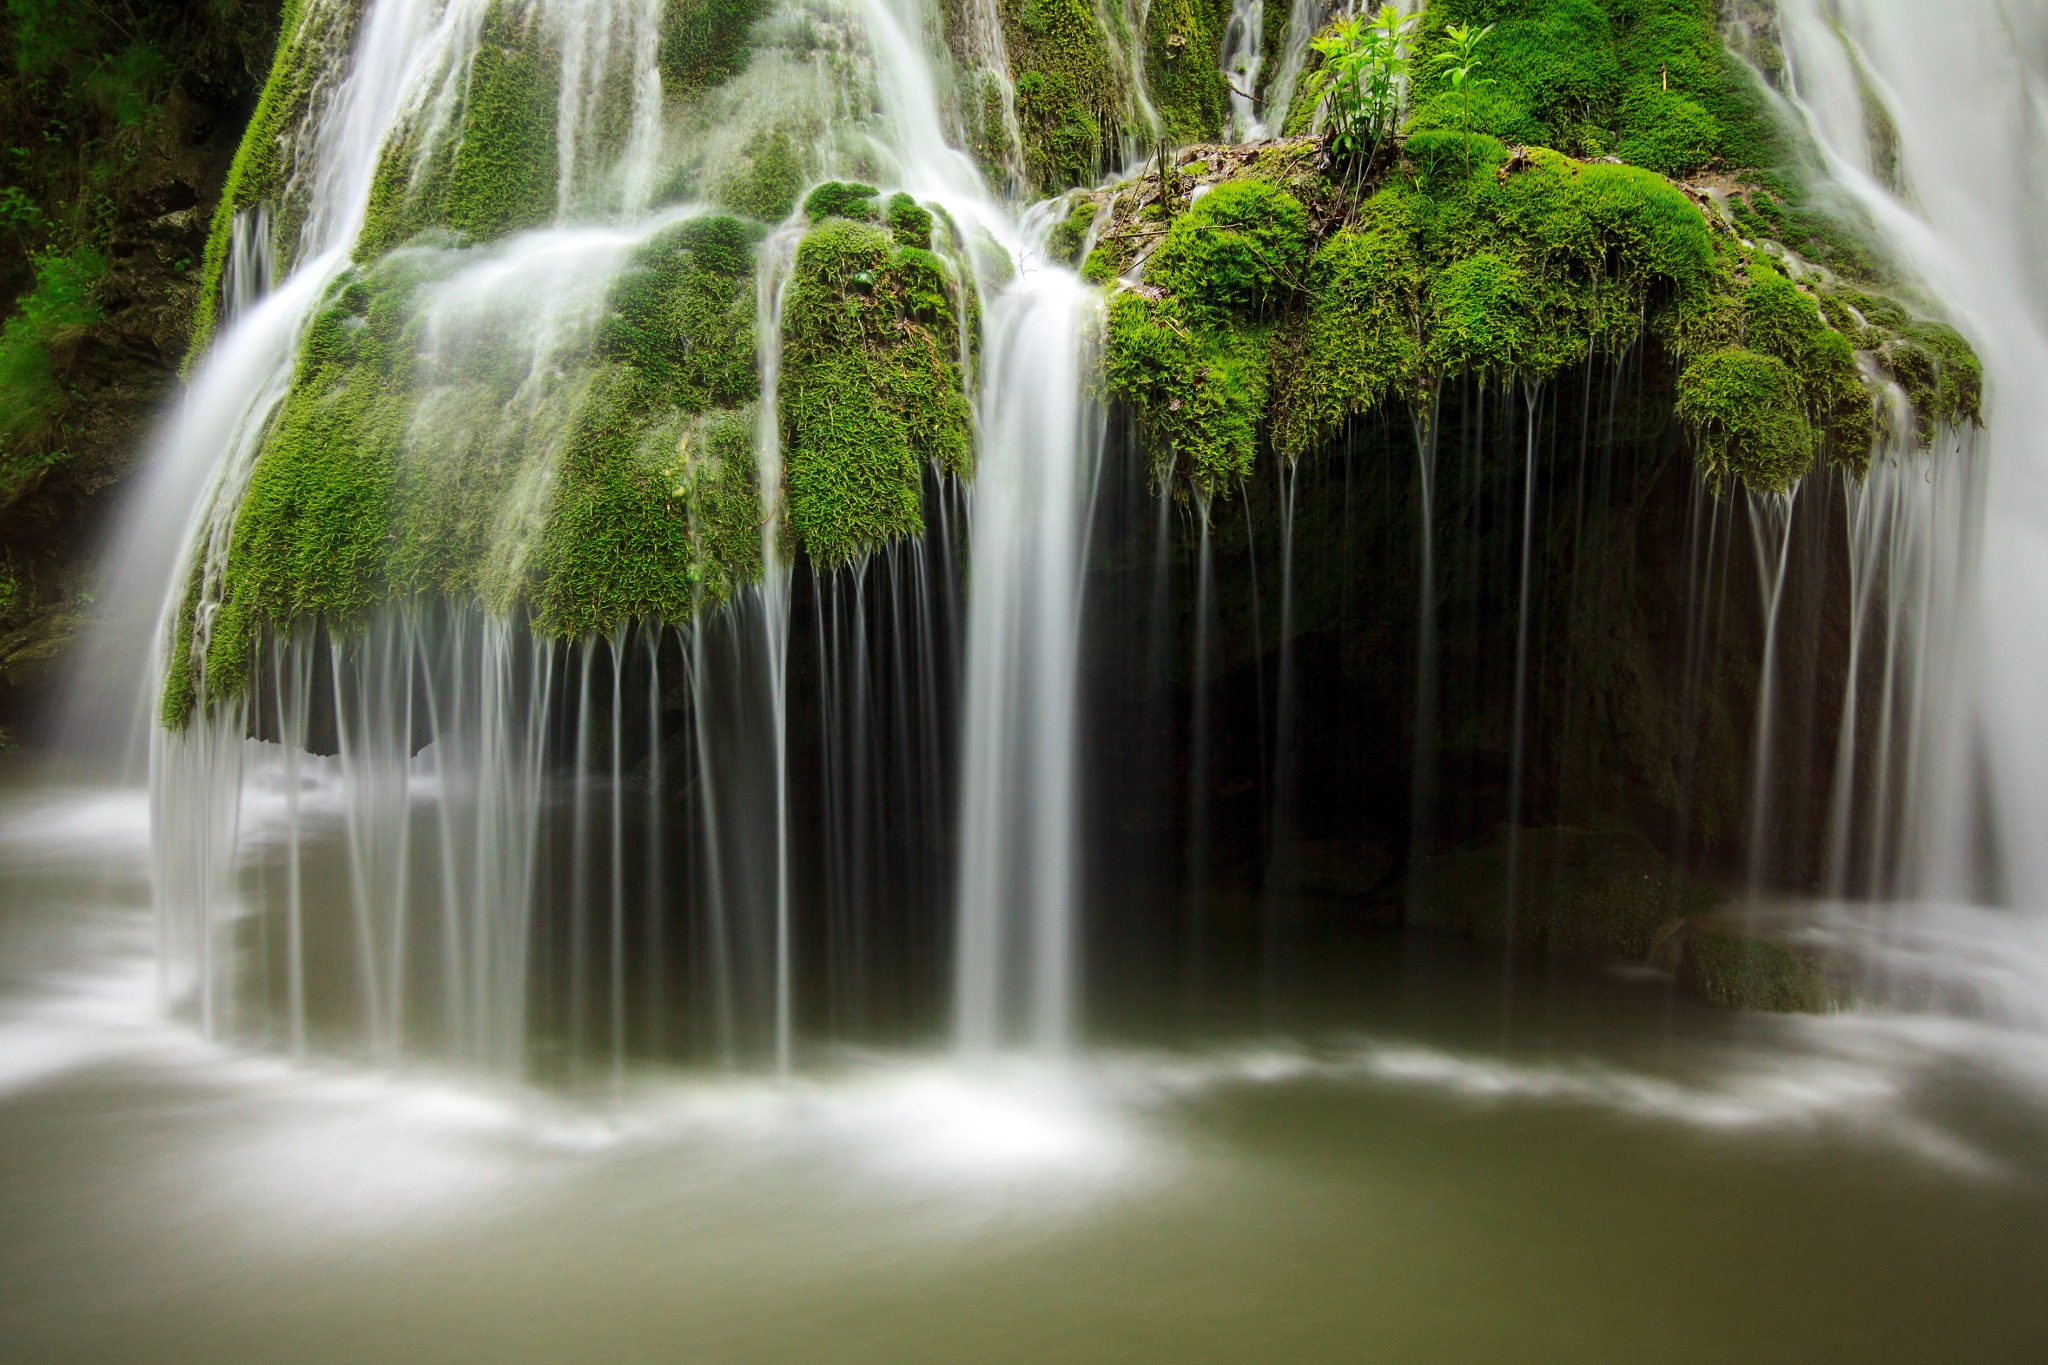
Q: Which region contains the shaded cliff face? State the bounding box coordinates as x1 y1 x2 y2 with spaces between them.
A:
0 1 281 739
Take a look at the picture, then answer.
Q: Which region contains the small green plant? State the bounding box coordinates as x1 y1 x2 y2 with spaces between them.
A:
1302 4 1419 166
1434 20 1494 176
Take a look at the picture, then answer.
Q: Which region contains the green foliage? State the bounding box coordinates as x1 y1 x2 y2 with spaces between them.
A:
1301 4 1419 162
177 263 424 712
191 0 319 359
532 379 762 635
658 0 771 96
0 248 103 501
1432 20 1495 175
438 2 560 242
1102 291 1269 497
1405 0 1775 178
1106 136 1782 494
351 1 561 260
1878 321 1982 444
802 181 878 223
1014 69 1099 191
1269 214 1424 461
777 219 973 564
1684 929 1844 1012
1738 259 1872 465
1676 348 1813 493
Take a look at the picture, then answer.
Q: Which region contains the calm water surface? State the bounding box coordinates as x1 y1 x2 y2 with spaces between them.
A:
2 766 2045 1363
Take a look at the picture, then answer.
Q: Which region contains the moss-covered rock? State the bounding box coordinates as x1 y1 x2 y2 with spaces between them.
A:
191 0 360 361
354 0 561 260
1677 923 1849 1012
659 0 773 97
998 0 1127 192
776 218 974 565
1143 0 1232 146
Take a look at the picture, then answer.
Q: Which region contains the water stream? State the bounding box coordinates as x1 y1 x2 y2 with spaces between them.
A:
5 0 2048 1355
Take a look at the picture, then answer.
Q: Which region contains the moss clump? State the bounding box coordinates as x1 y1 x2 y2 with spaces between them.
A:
166 264 422 721
803 181 879 223
1878 321 1983 444
1404 0 1774 176
1046 197 1098 266
1675 348 1812 493
886 193 933 249
1102 180 1309 496
659 0 772 96
999 0 1125 193
1108 140 1733 491
1104 292 1271 497
713 125 809 221
517 214 767 637
1145 179 1308 317
1269 213 1423 461
1143 0 1232 146
1682 928 1845 1012
1405 826 1718 962
777 219 973 564
532 382 762 635
1736 258 1872 467
357 1 560 258
596 215 762 410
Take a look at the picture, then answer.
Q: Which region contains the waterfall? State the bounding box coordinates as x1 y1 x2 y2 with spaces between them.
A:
953 275 1101 1057
66 0 1107 1078
1772 3 2039 909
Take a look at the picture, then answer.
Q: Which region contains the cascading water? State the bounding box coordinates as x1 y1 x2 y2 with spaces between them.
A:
70 0 1102 1080
1759 1 2048 1012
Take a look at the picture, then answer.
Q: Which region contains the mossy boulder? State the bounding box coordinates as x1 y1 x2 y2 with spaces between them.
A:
776 219 974 566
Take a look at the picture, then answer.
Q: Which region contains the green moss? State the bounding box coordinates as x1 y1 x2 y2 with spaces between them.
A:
658 0 772 96
1404 826 1717 961
1103 292 1269 497
1269 213 1424 462
596 215 762 410
1676 348 1813 493
1143 0 1232 146
440 4 561 241
1408 0 1621 155
174 263 422 711
999 0 1124 192
803 181 879 223
1682 929 1845 1012
1879 321 1983 443
190 0 323 363
532 379 762 635
1405 0 1782 180
1740 259 1872 466
1145 179 1309 318
1046 197 1098 267
886 193 933 249
711 124 810 221
1108 139 1739 491
777 219 973 564
353 0 561 258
